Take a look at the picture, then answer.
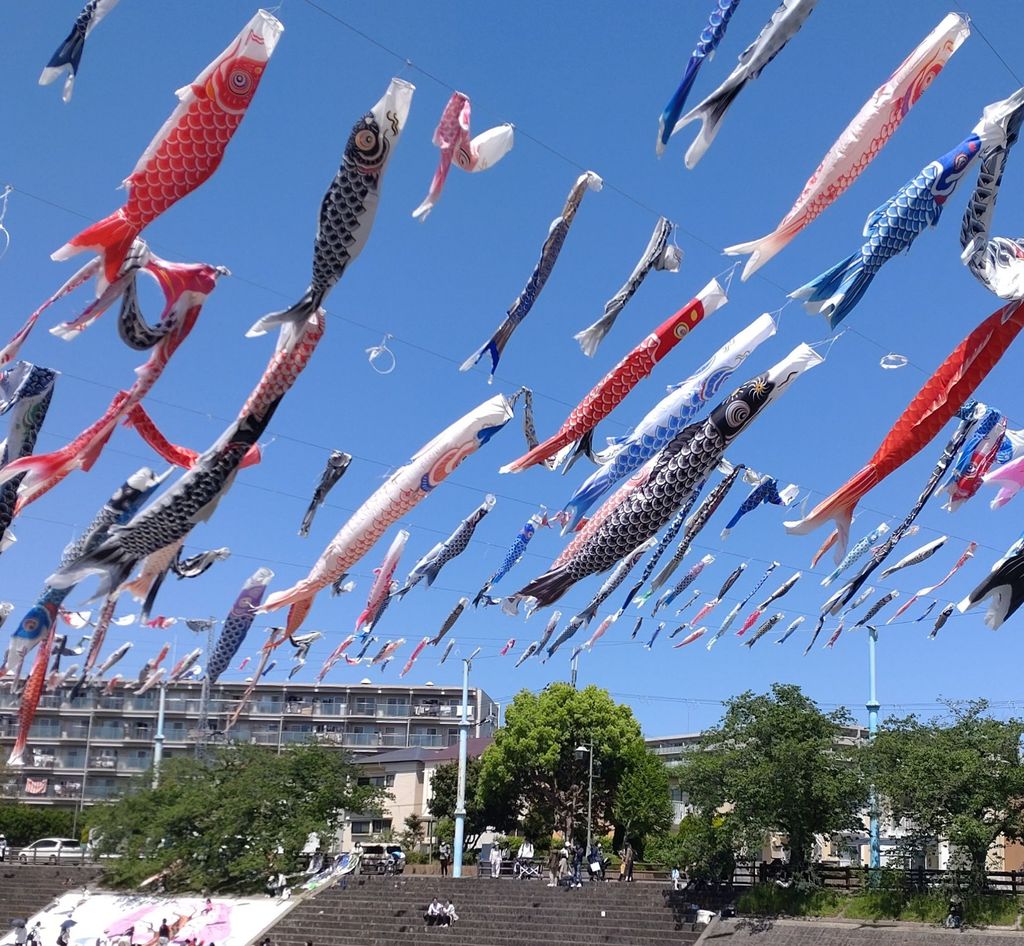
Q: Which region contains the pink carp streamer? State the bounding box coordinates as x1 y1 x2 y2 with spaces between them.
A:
261 394 515 634
412 91 514 221
725 14 969 279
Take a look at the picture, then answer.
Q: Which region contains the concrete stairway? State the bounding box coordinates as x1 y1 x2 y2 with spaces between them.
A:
268 875 706 946
0 865 102 928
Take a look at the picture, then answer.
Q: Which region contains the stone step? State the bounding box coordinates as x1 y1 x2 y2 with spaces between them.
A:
273 925 698 946
265 874 706 946
278 910 695 930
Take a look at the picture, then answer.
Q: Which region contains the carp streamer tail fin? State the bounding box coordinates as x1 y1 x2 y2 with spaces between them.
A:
790 250 874 330
52 209 138 290
247 287 320 339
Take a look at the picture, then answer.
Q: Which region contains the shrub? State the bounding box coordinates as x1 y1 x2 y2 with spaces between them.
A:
0 804 77 846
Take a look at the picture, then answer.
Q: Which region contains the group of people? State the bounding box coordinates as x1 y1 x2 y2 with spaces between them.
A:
423 898 459 928
542 842 614 887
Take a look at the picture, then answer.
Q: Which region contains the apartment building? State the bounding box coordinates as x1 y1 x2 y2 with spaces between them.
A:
0 678 496 808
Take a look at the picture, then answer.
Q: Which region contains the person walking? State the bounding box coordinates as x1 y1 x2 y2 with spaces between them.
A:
489 843 503 879
547 847 559 886
439 841 451 878
624 842 635 883
558 845 570 886
571 843 583 888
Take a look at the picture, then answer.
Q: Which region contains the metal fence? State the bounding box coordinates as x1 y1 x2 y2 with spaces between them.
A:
725 862 1024 896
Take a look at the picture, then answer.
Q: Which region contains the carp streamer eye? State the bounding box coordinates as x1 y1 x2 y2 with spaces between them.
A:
229 69 254 95
355 129 379 152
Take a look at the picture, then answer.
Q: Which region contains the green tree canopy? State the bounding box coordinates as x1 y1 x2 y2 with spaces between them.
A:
88 743 385 892
864 699 1024 886
646 813 737 884
477 684 647 843
0 803 76 846
677 683 866 873
612 745 673 855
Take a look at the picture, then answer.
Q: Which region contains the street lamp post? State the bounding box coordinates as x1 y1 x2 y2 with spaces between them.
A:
453 647 480 879
867 625 881 872
575 742 594 855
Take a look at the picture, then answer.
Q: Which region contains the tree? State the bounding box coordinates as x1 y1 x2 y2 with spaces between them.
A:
88 743 386 892
0 803 76 846
398 813 424 852
477 684 648 842
427 757 500 850
612 746 673 856
864 700 1024 888
646 814 737 885
677 684 866 874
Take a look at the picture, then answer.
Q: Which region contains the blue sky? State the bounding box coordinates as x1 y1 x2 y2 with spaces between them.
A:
5 0 1024 737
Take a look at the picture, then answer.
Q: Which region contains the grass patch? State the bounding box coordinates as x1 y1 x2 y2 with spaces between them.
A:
737 885 842 917
842 891 1019 926
742 887 1020 927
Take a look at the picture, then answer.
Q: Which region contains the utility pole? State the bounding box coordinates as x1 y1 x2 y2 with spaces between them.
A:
194 619 216 759
575 741 595 855
867 625 881 872
453 647 480 879
152 682 167 789
72 702 94 836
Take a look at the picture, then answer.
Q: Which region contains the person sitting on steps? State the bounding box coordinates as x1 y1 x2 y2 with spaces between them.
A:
424 897 442 927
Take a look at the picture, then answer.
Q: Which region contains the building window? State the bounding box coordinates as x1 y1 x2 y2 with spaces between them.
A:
357 774 395 788
351 818 392 835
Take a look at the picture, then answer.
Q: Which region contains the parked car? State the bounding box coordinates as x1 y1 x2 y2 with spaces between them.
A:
18 837 83 864
358 843 405 874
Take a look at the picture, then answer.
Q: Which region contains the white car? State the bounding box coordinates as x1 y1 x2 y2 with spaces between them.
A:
18 837 83 864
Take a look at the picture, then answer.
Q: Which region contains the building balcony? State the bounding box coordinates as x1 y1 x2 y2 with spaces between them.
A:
84 784 122 800
27 756 57 769
413 704 471 719
313 702 347 716
379 704 411 718
118 758 152 772
380 733 407 747
343 733 379 747
408 734 444 748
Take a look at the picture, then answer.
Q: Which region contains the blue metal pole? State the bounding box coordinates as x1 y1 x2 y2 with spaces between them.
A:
453 658 470 878
867 626 881 870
